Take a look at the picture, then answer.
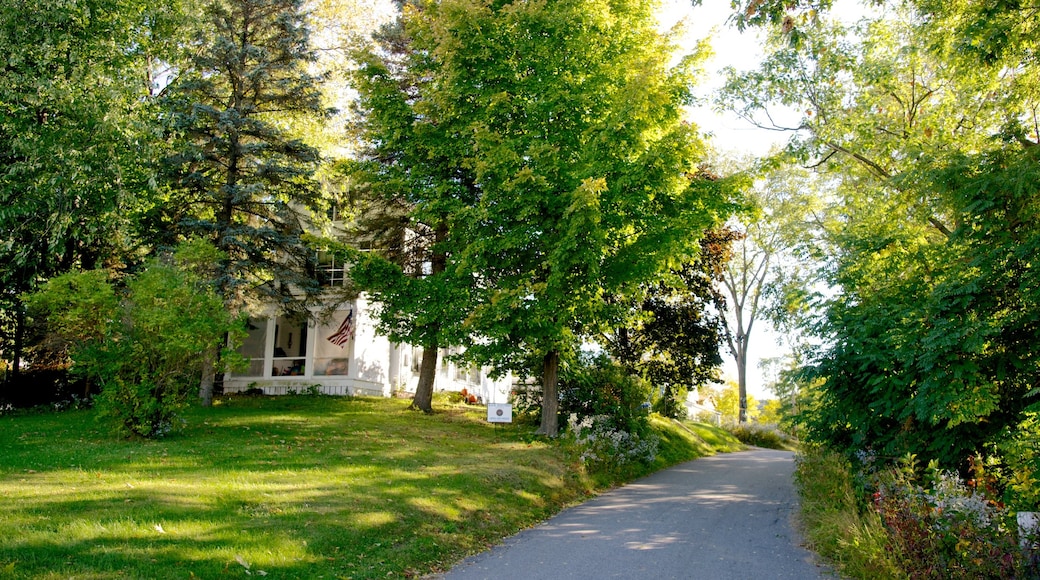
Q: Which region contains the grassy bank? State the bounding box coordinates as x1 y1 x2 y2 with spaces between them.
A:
793 447 904 579
1 395 737 579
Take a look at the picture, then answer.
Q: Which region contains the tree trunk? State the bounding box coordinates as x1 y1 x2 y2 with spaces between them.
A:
199 343 217 407
737 346 748 423
410 342 438 414
537 350 560 436
409 222 448 415
13 298 24 381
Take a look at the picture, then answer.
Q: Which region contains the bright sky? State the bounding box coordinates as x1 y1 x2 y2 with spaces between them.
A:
657 1 795 399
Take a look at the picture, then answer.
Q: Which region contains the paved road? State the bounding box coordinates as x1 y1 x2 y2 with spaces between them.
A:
436 448 830 579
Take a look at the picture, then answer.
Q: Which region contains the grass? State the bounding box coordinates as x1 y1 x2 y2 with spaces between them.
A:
1 395 739 579
723 422 800 451
793 446 905 579
678 419 745 453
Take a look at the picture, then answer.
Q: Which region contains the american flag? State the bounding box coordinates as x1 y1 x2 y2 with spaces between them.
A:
327 308 355 347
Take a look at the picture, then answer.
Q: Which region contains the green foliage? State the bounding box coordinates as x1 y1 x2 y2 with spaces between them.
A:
559 354 653 437
0 0 182 377
564 413 660 482
366 0 732 435
871 454 1036 579
992 404 1040 512
713 380 759 423
0 0 163 283
27 247 237 437
759 398 783 424
607 229 738 419
511 354 654 437
722 0 1040 475
794 447 906 579
800 145 1040 467
725 422 798 451
159 0 331 314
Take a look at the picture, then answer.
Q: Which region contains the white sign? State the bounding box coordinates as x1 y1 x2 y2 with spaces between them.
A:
487 403 512 423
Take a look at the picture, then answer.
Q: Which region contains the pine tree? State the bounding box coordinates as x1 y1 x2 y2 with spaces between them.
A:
160 0 331 314
160 0 332 405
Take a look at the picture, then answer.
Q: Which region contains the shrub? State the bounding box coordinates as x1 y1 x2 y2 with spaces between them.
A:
725 422 798 451
872 454 1036 579
993 405 1040 512
558 353 653 436
509 353 654 437
565 413 659 478
651 386 688 419
27 243 238 438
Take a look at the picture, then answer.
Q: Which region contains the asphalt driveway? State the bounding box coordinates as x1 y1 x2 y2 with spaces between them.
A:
435 448 831 579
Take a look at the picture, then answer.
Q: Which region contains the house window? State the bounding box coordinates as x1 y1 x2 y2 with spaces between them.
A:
272 316 307 376
439 349 450 377
313 307 354 376
234 318 267 377
315 250 347 287
411 346 423 374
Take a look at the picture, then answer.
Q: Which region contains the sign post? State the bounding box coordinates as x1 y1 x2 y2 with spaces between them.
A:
487 403 512 424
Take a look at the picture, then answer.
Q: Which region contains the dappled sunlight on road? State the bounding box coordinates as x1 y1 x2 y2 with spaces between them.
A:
442 449 828 579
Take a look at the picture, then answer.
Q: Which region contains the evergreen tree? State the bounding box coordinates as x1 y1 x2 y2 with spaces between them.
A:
159 0 332 405
160 0 332 314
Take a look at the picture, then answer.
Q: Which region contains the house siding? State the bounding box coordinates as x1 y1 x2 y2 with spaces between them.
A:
223 293 512 403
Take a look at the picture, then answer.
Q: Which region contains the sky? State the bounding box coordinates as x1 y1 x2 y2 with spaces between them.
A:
657 0 796 399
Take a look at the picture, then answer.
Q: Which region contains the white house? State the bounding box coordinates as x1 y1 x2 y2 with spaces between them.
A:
222 295 513 404
684 387 721 425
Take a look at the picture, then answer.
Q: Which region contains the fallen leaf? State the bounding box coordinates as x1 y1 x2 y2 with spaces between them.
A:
235 555 251 570
154 524 166 534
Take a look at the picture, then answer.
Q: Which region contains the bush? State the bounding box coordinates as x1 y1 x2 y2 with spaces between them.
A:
558 353 653 436
509 354 654 437
725 422 798 451
27 243 238 438
797 446 1040 580
872 454 1037 579
565 413 659 479
993 405 1040 512
652 388 688 419
565 415 661 484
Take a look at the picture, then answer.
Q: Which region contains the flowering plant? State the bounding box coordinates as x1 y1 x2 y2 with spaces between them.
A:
566 413 659 474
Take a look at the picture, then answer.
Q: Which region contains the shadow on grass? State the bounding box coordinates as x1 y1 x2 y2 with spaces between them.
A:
0 396 587 579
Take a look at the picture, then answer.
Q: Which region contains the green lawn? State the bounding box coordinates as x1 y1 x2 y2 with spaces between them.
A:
1 395 738 579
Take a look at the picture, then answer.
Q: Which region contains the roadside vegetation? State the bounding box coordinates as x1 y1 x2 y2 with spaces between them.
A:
724 422 798 452
795 446 1040 579
0 394 740 579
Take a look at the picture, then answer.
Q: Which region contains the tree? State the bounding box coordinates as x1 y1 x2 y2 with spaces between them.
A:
716 162 820 423
400 0 729 436
159 0 331 312
0 0 178 391
714 380 760 423
722 1 1040 467
606 228 738 418
158 0 332 405
345 10 475 414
